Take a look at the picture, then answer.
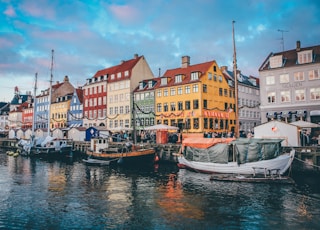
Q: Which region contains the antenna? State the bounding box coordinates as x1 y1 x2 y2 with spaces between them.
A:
278 29 289 51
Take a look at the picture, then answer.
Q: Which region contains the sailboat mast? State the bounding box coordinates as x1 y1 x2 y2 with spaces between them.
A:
232 21 239 138
47 49 54 136
32 72 38 138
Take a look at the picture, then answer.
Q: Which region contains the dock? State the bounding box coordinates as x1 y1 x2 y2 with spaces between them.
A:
210 174 295 184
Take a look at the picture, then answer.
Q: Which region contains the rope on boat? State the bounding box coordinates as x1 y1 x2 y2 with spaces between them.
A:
294 156 320 169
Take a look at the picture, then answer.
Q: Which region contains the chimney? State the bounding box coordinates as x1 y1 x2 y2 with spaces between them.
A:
134 53 139 59
181 56 190 68
221 66 228 72
296 40 301 51
64 75 69 82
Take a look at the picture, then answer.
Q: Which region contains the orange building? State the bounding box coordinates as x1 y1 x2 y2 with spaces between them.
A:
155 56 236 135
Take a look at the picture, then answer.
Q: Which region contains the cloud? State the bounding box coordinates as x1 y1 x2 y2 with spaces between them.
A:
4 5 16 17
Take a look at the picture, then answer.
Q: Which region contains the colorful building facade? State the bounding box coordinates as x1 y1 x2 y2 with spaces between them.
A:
155 56 236 134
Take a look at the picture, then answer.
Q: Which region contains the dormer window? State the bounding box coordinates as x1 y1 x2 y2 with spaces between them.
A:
124 70 129 77
269 55 283 68
175 74 182 83
139 82 144 90
117 72 121 78
298 50 313 64
148 81 153 88
191 72 199 81
111 74 115 80
161 78 168 85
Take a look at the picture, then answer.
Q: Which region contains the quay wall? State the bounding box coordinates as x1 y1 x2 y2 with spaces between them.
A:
1 138 319 169
0 138 181 163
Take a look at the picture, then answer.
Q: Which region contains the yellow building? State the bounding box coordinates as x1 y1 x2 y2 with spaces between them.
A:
155 56 236 135
50 94 72 129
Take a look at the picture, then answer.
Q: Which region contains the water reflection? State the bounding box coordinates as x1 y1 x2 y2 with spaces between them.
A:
0 153 320 229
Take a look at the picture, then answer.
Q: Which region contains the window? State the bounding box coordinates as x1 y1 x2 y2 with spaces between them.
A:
185 101 191 110
185 118 191 129
163 89 168 97
203 99 207 109
224 89 228 97
280 91 290 102
170 88 176 96
193 100 199 109
203 84 207 93
193 118 199 129
170 102 176 111
157 90 162 97
309 70 320 80
269 55 283 68
177 87 182 95
219 88 223 96
191 72 199 80
295 89 305 101
208 72 212 80
185 86 190 94
175 75 182 83
111 74 115 80
298 50 313 64
139 82 144 90
294 72 304 81
310 88 320 100
161 78 168 85
148 80 153 88
267 92 276 103
279 74 289 83
124 70 129 77
266 76 275 85
163 103 168 112
219 76 222 82
193 84 199 93
157 103 162 112
178 101 183 110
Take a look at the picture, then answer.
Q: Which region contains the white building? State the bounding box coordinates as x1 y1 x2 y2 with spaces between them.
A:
259 40 320 137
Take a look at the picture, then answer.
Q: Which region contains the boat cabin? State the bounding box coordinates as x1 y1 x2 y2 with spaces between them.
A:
90 138 109 152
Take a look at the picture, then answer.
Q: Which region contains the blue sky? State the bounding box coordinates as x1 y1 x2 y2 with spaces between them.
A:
1 0 320 102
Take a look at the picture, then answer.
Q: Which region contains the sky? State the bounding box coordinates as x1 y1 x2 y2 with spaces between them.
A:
1 0 320 102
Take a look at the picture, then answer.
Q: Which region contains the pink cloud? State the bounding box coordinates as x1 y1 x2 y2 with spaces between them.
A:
109 4 140 24
19 1 55 20
0 38 14 48
4 5 16 17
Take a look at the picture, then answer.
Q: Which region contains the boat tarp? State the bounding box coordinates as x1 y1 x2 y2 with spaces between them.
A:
185 143 230 163
183 138 284 164
232 138 283 164
182 137 235 149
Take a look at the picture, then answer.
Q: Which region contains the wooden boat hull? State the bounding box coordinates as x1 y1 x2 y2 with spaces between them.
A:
86 148 156 166
178 150 295 175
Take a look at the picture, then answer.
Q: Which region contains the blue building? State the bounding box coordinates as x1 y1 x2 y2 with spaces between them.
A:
68 88 83 127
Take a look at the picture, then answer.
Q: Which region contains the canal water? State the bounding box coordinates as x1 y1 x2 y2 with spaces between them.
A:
0 152 320 230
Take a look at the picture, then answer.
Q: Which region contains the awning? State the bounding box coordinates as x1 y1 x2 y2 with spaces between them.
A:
310 110 320 116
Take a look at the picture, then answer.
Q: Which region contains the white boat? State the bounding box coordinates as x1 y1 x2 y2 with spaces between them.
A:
82 158 111 166
177 138 295 176
34 136 73 156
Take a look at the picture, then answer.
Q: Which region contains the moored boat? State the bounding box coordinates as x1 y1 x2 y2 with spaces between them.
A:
85 137 157 166
177 137 295 176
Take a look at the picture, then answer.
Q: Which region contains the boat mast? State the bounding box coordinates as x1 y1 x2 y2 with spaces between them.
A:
132 93 137 144
31 72 38 139
232 20 239 138
47 49 54 136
